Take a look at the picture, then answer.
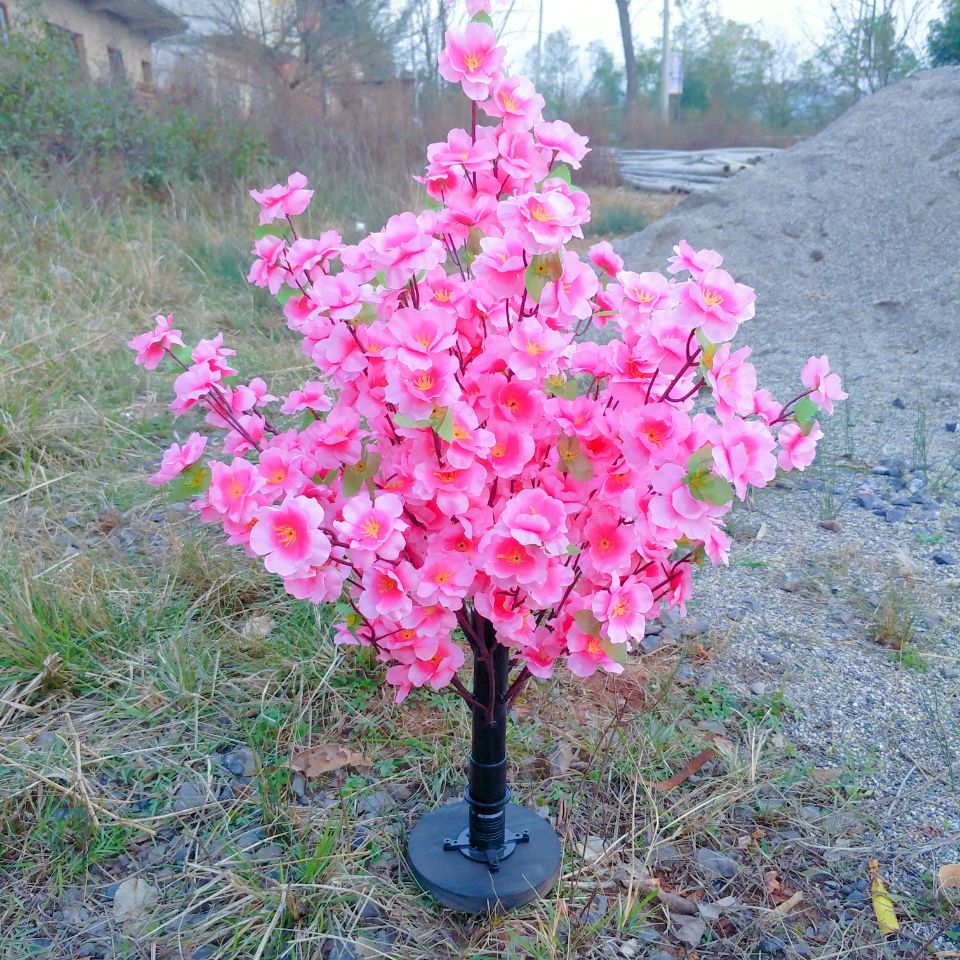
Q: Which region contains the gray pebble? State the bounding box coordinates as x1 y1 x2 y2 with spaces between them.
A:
172 782 205 812
640 634 660 655
856 494 885 511
892 398 906 409
750 682 767 696
932 552 957 566
695 847 738 879
222 747 257 778
759 937 786 954
779 571 804 592
884 508 907 523
760 650 784 665
327 944 362 960
683 618 710 638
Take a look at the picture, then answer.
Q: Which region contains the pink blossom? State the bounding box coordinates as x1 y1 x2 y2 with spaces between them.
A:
478 531 548 587
359 562 417 621
507 318 567 381
247 234 288 295
171 361 221 415
129 314 183 371
427 128 498 175
498 489 568 552
539 251 599 325
485 421 535 478
588 242 623 277
249 495 331 576
192 334 238 378
281 382 332 416
617 271 671 325
335 491 407 559
800 355 847 415
387 635 465 702
499 190 584 254
473 234 527 298
249 172 314 224
677 269 756 343
620 403 692 467
438 23 505 100
666 239 723 279
712 418 777 499
387 307 458 370
257 445 307 497
483 76 545 131
207 458 264 524
286 231 343 279
566 625 624 678
777 421 823 471
416 553 476 609
367 212 445 288
751 388 782 426
148 433 207 486
495 130 550 185
582 509 634 576
705 344 757 420
534 120 590 168
384 352 461 420
592 577 654 645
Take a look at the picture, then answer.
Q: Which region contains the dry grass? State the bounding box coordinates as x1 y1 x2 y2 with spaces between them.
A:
0 174 952 960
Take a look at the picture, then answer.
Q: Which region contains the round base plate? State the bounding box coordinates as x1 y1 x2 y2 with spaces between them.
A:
407 801 562 913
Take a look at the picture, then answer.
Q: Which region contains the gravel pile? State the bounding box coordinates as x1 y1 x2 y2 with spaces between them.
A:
618 68 960 891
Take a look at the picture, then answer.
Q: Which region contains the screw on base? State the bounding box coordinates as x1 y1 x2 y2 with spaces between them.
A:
442 828 530 872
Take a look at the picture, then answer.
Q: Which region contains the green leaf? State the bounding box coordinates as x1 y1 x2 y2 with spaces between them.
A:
687 470 735 506
793 396 819 433
167 462 210 502
565 544 581 555
471 11 494 25
276 286 297 306
169 343 192 366
568 454 594 484
574 609 602 636
684 446 714 481
255 222 289 240
524 253 562 304
341 467 364 497
434 407 455 442
599 636 628 666
393 413 431 430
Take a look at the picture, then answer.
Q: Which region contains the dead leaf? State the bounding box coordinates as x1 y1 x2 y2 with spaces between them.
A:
636 879 699 916
288 743 372 778
644 748 716 791
674 916 706 948
113 877 159 924
756 521 768 540
869 859 900 935
764 870 782 897
811 766 842 784
699 895 740 920
769 890 804 916
939 864 960 899
548 740 574 776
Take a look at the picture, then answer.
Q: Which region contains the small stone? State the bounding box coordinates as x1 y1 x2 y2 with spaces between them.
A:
933 552 957 566
583 836 607 864
940 666 959 680
582 892 608 925
649 953 674 960
222 747 257 778
192 948 217 960
759 937 786 954
908 476 927 494
35 731 64 751
760 650 784 665
885 508 908 523
172 782 205 812
947 517 960 535
640 634 660 655
819 519 842 532
683 617 709 638
75 943 105 959
892 398 906 410
750 682 767 696
779 571 804 592
726 607 745 621
946 422 958 433
291 773 307 799
853 878 869 892
361 790 393 817
890 495 912 506
548 740 575 776
358 900 382 922
855 494 885 511
327 945 362 960
695 847 738 879
644 620 662 636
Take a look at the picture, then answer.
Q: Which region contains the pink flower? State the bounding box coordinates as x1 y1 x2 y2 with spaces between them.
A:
592 577 654 645
777 421 823 471
249 172 314 224
520 628 565 679
359 561 417 621
478 531 548 587
384 352 461 420
387 307 458 370
589 242 623 277
495 130 551 186
335 491 407 560
677 269 756 343
620 403 691 467
666 239 723 279
148 433 207 486
566 626 623 678
438 23 505 100
498 489 568 552
499 189 584 253
617 271 671 325
367 212 445 288
286 231 343 279
171 361 221 415
800 355 847 415
705 344 757 420
387 635 465 702
483 76 545 132
712 417 777 499
257 446 307 497
751 388 782 426
507 318 567 381
129 314 183 370
416 553 475 609
247 234 288 295
281 382 332 416
192 334 238 378
207 458 264 524
582 509 634 576
539 251 599 325
485 421 535 478
473 234 527 298
534 120 590 168
249 495 331 576
309 271 366 322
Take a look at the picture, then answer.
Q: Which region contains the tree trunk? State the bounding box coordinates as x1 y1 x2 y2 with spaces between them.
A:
616 0 640 122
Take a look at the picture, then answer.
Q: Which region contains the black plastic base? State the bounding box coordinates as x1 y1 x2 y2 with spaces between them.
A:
407 800 562 913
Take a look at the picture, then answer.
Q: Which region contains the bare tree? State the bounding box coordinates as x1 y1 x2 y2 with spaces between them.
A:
615 0 640 118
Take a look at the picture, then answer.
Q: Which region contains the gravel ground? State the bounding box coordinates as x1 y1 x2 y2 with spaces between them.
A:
617 67 960 892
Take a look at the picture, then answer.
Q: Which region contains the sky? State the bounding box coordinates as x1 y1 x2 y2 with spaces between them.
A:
497 0 934 62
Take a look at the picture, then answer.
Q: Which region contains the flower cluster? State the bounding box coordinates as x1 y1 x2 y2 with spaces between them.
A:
130 3 844 706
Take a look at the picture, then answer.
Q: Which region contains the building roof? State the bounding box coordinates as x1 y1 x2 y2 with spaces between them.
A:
83 0 186 41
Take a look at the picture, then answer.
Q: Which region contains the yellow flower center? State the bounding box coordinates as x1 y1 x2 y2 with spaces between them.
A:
413 372 435 392
492 443 506 458
433 289 451 302
433 569 452 584
435 470 457 484
229 478 243 499
497 549 525 566
586 637 603 656
612 598 629 618
453 424 469 440
525 340 544 355
415 332 433 347
275 523 297 547
530 203 554 223
703 290 724 307
501 93 519 111
361 517 381 538
463 53 482 73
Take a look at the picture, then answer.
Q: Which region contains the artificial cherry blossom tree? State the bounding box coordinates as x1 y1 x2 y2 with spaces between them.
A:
130 0 845 911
